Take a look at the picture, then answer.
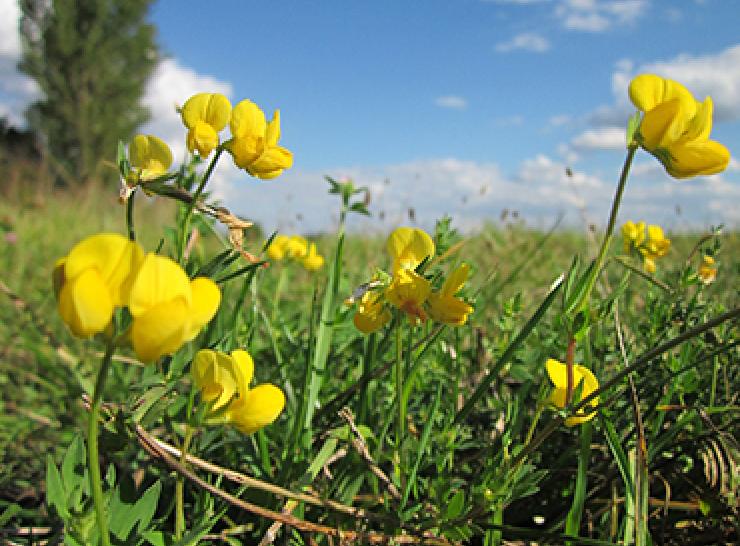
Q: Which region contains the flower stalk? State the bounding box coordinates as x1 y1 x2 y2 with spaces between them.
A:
87 340 115 546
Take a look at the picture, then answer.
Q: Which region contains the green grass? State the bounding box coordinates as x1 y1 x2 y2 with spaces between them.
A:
0 175 738 545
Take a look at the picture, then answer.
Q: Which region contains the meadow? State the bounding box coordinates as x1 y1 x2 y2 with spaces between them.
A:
0 83 738 546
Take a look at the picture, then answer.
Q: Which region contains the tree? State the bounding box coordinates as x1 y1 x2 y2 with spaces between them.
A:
19 0 158 186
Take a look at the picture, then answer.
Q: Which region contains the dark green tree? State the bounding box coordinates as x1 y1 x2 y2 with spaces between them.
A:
19 0 158 186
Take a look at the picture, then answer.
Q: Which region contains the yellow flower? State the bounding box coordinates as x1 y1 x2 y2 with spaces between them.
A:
698 255 717 285
127 254 221 362
192 349 284 434
181 93 232 157
192 349 252 411
353 290 392 334
639 224 670 273
621 220 645 253
285 235 308 259
385 267 431 325
386 227 435 274
545 358 599 427
129 135 173 182
302 243 325 271
54 233 144 338
428 263 474 326
629 74 730 179
266 234 289 261
227 99 293 179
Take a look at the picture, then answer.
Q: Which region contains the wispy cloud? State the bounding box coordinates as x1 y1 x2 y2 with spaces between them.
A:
0 0 39 126
495 32 550 53
555 0 648 33
141 59 233 163
434 95 468 110
571 127 626 151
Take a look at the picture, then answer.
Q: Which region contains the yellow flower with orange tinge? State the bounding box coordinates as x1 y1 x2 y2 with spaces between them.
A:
54 233 144 338
266 234 324 271
127 253 221 362
698 255 717 285
128 135 173 182
227 99 293 179
545 358 599 427
181 93 232 157
353 289 392 334
629 74 730 179
427 263 474 326
192 348 285 434
385 267 431 325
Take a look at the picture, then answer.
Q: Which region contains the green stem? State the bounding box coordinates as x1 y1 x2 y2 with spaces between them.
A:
175 390 196 539
178 147 224 262
126 188 136 241
88 341 115 546
578 144 637 310
395 322 405 453
565 421 593 544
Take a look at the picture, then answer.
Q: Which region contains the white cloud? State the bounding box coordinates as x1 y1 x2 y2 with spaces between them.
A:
0 0 39 125
434 95 468 110
548 114 572 127
140 58 233 162
614 44 740 122
495 32 550 53
556 0 648 32
571 126 626 150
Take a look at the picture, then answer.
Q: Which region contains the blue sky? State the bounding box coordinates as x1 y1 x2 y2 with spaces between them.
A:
2 0 739 233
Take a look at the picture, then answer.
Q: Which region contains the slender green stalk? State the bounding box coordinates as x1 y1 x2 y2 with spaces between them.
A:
88 341 115 546
126 188 136 241
178 147 224 262
565 421 593 544
175 388 196 539
576 144 637 311
395 322 405 453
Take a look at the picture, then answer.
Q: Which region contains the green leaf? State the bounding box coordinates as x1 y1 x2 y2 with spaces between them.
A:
109 480 161 541
61 434 87 511
0 504 22 526
446 490 466 520
45 454 69 519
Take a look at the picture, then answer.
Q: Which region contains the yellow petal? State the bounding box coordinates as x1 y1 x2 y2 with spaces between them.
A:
267 234 289 260
638 98 687 151
192 349 238 410
353 305 392 334
629 74 696 116
228 384 285 434
203 94 232 131
127 254 192 317
679 96 713 144
187 121 219 157
130 299 189 362
427 293 473 325
265 110 281 147
665 139 731 178
285 236 308 259
230 99 267 140
58 269 114 337
183 277 221 340
387 227 435 272
64 233 144 306
545 358 568 390
441 263 470 296
129 135 173 177
248 146 293 178
230 349 255 392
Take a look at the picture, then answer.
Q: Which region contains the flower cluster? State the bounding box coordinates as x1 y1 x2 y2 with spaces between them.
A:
54 233 221 362
697 255 718 285
545 358 599 427
267 234 325 271
621 221 671 273
351 227 473 333
191 349 285 435
629 74 730 179
126 92 293 186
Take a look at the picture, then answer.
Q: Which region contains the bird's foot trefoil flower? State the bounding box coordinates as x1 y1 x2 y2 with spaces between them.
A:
181 93 232 157
427 263 474 325
629 74 730 179
545 358 599 427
